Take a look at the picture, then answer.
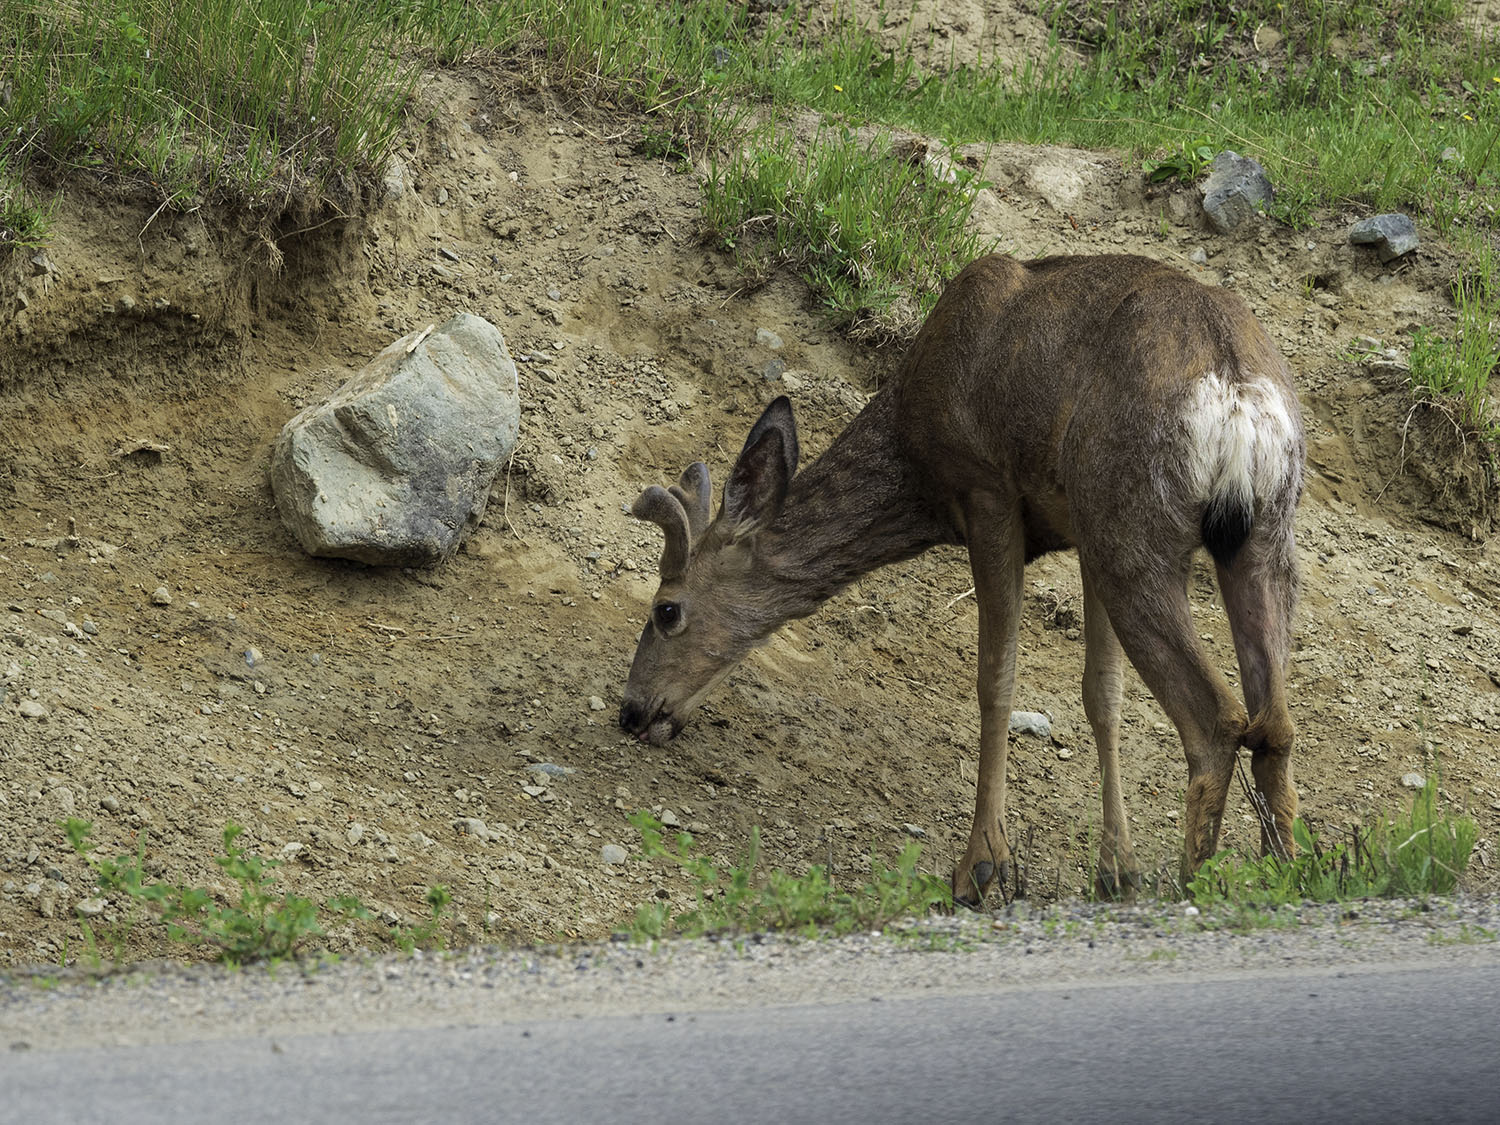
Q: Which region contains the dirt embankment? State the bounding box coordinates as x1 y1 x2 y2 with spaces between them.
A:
1 58 1498 966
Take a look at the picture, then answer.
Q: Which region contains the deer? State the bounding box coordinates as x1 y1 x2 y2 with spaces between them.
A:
618 252 1305 905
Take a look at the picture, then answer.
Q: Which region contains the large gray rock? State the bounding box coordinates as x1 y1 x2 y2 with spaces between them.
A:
1201 150 1274 234
1349 213 1419 262
270 314 520 566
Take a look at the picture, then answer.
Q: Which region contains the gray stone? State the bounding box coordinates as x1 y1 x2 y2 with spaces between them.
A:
269 314 520 566
150 585 172 605
1009 711 1052 740
1349 214 1419 262
601 843 629 865
1402 772 1426 790
1201 151 1274 234
382 156 409 200
17 699 48 719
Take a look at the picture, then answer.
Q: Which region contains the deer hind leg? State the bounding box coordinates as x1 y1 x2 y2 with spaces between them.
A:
1083 549 1247 881
1080 564 1140 900
1216 531 1298 859
952 496 1026 908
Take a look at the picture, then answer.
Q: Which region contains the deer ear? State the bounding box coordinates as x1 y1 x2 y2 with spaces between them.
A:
723 400 797 531
741 395 799 481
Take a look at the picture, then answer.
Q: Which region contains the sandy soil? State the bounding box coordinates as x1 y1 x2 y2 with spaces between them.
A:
2 14 1498 964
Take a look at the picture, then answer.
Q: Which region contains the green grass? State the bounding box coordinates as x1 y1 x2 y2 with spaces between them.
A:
627 811 953 941
701 125 991 337
1187 780 1478 910
1410 234 1500 442
0 0 425 210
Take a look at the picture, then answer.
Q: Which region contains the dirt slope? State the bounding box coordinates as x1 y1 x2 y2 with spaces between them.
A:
1 59 1497 965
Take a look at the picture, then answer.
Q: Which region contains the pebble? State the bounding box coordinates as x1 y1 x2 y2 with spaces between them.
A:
1401 772 1426 790
347 823 366 846
150 586 172 606
1009 711 1052 740
659 809 681 828
600 844 629 865
526 762 573 778
588 695 606 712
18 699 49 719
75 897 107 918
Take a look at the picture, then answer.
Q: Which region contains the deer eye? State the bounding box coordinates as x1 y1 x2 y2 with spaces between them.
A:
653 601 683 634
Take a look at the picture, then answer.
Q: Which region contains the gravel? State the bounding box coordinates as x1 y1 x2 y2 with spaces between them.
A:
2 895 1496 1052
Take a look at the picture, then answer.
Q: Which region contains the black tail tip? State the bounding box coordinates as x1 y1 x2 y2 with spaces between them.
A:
1202 498 1253 568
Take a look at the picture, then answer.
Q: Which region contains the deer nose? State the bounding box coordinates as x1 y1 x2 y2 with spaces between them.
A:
619 697 647 734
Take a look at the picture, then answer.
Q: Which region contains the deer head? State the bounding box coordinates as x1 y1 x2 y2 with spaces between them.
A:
618 397 800 744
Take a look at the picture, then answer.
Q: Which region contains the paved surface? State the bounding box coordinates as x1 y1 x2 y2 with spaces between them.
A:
4 899 1498 1124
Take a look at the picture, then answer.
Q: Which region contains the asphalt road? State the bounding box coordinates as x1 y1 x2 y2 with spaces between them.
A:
6 959 1498 1125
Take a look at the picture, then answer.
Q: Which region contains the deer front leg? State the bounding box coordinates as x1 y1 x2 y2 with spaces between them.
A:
953 499 1025 908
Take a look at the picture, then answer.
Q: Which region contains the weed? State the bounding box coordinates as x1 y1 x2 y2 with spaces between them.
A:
392 885 453 953
627 811 951 941
63 819 395 965
1187 780 1477 910
1146 142 1216 185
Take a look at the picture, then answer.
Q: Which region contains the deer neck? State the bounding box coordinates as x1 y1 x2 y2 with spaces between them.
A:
760 391 951 617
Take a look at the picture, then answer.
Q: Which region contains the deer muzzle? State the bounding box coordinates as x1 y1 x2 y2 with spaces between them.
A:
618 696 680 746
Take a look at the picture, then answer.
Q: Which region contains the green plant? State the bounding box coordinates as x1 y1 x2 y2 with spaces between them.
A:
1187 780 1478 910
627 811 951 941
701 127 991 339
65 819 373 965
1409 240 1500 443
392 884 453 952
1146 142 1216 184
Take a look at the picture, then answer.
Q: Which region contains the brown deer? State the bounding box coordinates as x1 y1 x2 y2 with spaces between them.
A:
618 253 1305 904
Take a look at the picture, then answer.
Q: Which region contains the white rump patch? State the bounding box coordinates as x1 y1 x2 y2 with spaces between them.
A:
1181 372 1299 509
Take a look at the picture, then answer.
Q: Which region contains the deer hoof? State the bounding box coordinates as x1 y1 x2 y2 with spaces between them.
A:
1094 866 1142 902
952 860 995 910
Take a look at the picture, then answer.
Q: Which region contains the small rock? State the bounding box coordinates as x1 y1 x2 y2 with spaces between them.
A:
1056 748 1075 761
459 817 492 840
659 809 681 828
1201 151 1274 234
902 823 927 839
1401 772 1426 790
245 647 263 668
601 844 629 865
75 897 107 918
755 328 784 350
1188 247 1209 265
1349 213 1419 262
347 823 366 846
588 695 606 712
18 699 48 719
526 762 574 778
1009 711 1052 740
150 586 172 606
99 795 120 813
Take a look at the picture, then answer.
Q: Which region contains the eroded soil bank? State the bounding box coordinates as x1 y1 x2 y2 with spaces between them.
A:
2 58 1498 965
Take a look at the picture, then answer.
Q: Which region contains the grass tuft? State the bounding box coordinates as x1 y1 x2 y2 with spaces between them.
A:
627 811 952 941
